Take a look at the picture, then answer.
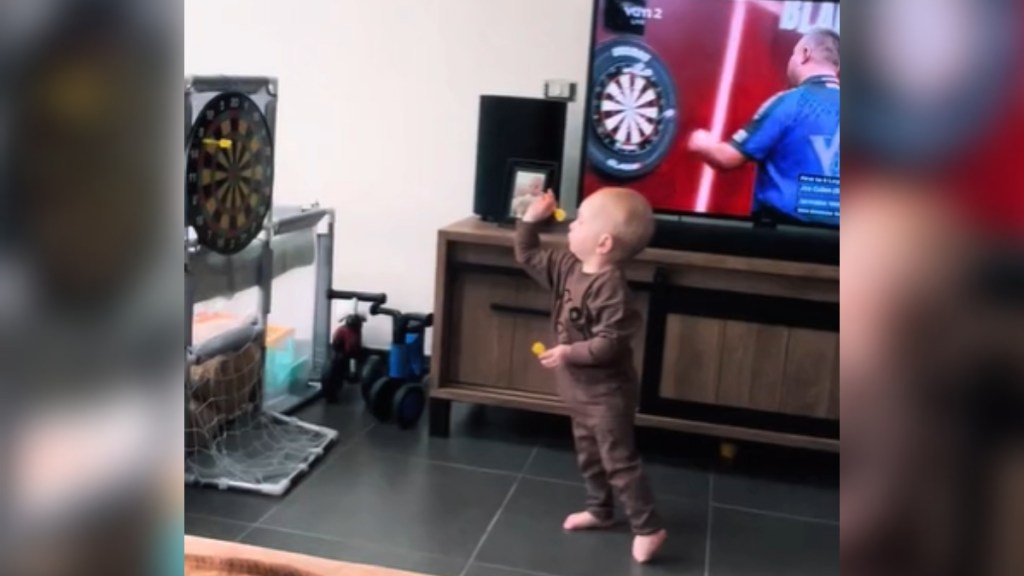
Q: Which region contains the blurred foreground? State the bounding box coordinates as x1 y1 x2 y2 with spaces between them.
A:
0 0 1023 575
842 1 1024 575
1 0 182 575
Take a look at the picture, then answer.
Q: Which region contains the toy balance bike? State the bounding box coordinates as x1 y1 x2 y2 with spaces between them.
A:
362 306 433 429
321 290 387 404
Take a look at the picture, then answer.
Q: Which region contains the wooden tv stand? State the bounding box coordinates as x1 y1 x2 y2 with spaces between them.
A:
429 217 839 452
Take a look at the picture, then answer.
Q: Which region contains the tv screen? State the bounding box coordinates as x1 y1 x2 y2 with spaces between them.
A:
581 0 841 228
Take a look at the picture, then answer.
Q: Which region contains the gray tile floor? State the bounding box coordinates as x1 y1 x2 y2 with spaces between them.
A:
185 386 839 576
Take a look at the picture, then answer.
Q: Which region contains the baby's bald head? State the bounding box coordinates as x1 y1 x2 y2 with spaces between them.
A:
577 187 655 262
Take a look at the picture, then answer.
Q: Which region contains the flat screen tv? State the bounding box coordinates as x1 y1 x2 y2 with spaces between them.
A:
580 0 841 230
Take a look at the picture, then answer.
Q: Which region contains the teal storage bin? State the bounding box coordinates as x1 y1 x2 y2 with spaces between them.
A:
265 326 297 398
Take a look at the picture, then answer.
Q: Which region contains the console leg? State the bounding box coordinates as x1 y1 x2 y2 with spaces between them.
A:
430 398 451 438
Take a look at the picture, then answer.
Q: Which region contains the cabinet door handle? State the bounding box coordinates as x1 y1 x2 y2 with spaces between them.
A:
490 303 550 318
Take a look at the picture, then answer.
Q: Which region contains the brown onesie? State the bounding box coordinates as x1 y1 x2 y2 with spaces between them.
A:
514 220 662 535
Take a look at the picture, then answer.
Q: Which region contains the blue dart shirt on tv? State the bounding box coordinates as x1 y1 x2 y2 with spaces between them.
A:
730 75 841 227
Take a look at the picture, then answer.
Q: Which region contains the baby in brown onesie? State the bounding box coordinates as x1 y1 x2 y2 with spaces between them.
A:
514 187 667 563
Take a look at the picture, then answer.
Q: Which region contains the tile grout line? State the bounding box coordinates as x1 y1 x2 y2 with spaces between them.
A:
233 421 379 544
346 421 379 448
232 522 459 565
185 512 252 527
472 561 563 576
370 451 526 479
236 505 281 543
458 446 538 576
703 470 714 576
518 473 714 505
520 446 540 476
521 474 579 487
711 503 840 526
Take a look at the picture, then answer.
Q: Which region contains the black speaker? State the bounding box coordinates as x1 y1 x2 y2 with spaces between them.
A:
473 95 567 222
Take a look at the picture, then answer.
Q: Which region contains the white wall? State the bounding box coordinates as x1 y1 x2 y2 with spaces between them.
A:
186 0 594 347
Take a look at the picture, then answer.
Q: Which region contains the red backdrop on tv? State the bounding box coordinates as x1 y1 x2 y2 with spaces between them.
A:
581 0 840 217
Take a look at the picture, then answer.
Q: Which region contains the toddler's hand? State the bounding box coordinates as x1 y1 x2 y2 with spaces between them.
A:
522 190 557 223
538 344 571 368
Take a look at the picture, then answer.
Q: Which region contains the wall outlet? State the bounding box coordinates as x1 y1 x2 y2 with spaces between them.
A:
544 79 577 102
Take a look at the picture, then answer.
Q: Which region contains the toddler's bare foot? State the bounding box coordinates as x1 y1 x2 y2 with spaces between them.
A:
632 530 668 563
562 511 613 531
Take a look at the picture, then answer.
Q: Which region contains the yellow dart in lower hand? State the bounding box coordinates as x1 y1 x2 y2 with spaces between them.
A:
531 342 547 357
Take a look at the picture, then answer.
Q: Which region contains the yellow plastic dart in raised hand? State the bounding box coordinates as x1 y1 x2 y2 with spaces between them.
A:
553 208 567 222
203 138 233 150
531 342 547 357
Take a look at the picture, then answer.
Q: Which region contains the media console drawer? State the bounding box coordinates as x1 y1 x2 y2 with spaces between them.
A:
658 316 839 419
431 218 840 452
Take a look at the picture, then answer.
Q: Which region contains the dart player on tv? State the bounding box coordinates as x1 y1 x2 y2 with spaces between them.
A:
688 28 840 226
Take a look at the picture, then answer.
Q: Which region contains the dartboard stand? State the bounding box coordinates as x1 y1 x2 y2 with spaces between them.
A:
183 79 343 497
184 75 288 410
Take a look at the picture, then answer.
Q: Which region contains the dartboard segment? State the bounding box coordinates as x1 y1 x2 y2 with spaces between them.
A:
186 92 274 255
595 67 666 153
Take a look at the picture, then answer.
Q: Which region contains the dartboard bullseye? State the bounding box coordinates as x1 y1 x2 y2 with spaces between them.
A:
587 39 678 181
186 92 274 255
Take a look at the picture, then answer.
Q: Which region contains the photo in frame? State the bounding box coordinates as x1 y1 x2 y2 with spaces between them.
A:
506 160 558 221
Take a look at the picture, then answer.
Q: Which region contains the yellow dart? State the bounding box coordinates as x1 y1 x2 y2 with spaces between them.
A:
554 208 567 222
203 138 233 150
531 342 547 356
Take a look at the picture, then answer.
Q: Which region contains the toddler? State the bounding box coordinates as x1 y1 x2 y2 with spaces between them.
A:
514 187 667 563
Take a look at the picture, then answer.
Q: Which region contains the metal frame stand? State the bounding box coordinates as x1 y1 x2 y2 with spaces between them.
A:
184 204 341 497
185 204 336 414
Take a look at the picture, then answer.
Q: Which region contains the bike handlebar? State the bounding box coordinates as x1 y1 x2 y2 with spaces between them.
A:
370 307 434 337
371 306 401 318
406 313 434 328
327 290 387 305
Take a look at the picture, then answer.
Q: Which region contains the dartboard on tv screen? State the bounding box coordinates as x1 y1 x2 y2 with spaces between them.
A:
184 76 278 255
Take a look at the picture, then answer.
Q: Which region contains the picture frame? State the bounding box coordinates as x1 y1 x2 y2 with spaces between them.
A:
505 159 559 221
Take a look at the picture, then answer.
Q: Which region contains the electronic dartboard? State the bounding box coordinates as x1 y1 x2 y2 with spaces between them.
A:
587 39 678 181
185 92 274 255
